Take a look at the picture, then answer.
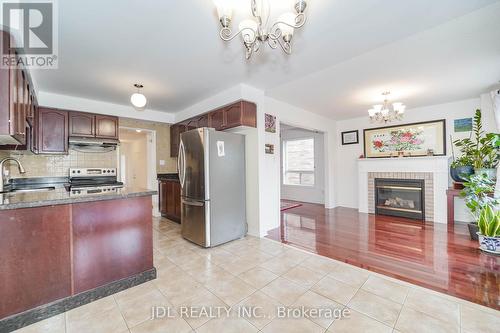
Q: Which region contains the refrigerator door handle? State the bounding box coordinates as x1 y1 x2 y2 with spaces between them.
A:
181 198 205 207
178 140 186 189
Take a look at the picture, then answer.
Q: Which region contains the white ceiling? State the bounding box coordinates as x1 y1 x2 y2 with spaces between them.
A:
30 0 500 119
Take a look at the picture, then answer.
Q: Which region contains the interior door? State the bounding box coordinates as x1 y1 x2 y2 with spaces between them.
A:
179 128 206 200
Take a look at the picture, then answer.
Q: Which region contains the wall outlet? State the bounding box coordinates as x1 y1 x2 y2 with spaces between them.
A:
159 160 165 166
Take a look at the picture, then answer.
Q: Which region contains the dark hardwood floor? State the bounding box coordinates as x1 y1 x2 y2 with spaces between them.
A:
267 201 500 310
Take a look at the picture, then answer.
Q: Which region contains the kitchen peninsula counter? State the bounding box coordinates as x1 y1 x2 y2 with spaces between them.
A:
0 188 156 332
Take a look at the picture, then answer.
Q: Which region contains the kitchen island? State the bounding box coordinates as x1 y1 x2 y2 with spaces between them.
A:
0 187 156 332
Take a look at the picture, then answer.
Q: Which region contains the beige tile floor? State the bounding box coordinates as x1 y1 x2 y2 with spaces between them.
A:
14 217 500 333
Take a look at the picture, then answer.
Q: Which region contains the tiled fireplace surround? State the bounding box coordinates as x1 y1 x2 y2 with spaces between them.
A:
368 172 434 221
358 156 450 223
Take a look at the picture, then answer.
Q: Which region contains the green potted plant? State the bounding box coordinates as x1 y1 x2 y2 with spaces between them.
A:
461 173 498 240
477 205 500 254
453 110 500 181
450 155 474 182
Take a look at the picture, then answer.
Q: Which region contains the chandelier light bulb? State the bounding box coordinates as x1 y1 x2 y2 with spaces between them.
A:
213 0 232 20
130 84 147 111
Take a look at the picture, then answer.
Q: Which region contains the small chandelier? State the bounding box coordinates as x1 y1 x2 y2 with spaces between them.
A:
213 0 308 59
368 91 406 123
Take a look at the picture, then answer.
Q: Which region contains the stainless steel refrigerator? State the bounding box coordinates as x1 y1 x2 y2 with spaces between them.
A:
178 127 246 247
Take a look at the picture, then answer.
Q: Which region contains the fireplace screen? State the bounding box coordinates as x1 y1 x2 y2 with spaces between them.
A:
375 178 425 220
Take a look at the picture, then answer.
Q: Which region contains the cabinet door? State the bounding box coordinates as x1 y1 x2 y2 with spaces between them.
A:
186 119 198 130
0 205 72 319
159 181 167 215
166 181 175 216
170 125 180 157
95 115 119 139
223 103 242 129
37 107 69 154
69 112 95 137
173 181 181 218
209 109 225 130
197 114 209 128
13 69 26 144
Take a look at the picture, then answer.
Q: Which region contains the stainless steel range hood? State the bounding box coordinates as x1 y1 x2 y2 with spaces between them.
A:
69 137 119 153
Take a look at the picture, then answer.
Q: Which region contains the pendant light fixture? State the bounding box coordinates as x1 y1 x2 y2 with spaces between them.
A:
130 84 147 111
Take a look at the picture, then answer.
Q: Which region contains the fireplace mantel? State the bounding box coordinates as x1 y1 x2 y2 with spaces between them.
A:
358 156 450 223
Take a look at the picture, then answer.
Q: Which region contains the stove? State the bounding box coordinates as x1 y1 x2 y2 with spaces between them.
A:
67 168 123 196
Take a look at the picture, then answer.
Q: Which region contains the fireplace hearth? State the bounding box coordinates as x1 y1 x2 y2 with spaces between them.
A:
375 178 425 220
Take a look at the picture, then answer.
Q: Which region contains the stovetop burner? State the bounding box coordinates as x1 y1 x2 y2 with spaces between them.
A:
67 168 123 195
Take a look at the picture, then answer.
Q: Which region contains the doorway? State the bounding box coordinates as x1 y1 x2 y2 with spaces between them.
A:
280 123 325 206
119 127 159 215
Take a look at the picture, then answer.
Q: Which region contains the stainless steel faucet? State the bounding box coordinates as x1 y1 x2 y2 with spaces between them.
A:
0 157 26 192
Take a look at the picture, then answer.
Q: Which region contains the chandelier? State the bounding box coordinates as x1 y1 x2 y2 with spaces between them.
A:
212 0 308 59
368 92 406 123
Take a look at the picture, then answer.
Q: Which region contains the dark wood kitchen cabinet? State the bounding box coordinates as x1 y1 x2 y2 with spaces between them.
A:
69 112 119 140
95 115 119 139
169 100 256 157
0 205 72 319
69 111 95 137
159 179 181 222
0 31 39 150
33 107 69 154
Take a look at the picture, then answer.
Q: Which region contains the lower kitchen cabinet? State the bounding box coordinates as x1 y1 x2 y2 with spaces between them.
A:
159 179 181 223
0 195 154 320
0 205 72 319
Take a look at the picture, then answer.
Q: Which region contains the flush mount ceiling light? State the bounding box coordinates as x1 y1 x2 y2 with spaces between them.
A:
368 91 406 123
130 84 147 111
213 0 308 59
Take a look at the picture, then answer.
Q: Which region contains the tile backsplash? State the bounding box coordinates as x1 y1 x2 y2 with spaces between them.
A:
0 150 117 179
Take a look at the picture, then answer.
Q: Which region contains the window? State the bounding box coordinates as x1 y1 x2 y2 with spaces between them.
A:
283 138 315 186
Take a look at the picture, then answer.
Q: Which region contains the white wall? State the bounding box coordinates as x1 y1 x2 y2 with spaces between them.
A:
38 91 175 123
334 97 496 222
175 83 337 237
281 127 325 204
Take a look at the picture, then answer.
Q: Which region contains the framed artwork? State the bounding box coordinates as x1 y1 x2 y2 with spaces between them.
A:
341 130 359 145
363 119 446 158
265 114 276 133
454 118 472 132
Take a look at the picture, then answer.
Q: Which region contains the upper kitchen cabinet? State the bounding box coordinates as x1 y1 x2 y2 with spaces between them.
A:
0 31 38 149
68 112 119 140
0 40 25 145
170 100 256 157
95 115 119 139
34 107 69 154
69 112 95 137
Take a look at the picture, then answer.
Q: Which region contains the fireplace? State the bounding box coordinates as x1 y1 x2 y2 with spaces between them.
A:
375 178 425 220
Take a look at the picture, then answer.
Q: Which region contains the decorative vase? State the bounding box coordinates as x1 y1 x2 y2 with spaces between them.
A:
450 165 474 182
475 168 497 181
477 233 500 254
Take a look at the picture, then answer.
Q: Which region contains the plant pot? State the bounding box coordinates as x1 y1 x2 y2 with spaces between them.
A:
477 233 500 255
450 165 474 182
474 168 497 181
468 223 479 241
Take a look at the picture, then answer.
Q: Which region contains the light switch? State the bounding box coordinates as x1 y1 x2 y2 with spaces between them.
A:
159 160 165 166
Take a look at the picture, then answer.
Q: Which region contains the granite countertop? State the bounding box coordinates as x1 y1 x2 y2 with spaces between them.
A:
0 186 157 211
